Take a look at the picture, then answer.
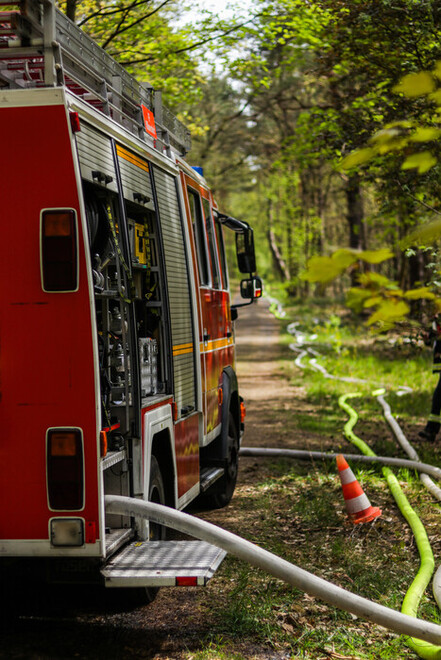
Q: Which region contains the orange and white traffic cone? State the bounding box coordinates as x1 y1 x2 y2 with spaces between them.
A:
336 454 381 524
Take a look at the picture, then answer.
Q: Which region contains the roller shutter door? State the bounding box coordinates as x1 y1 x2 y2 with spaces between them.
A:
152 166 195 418
76 122 118 193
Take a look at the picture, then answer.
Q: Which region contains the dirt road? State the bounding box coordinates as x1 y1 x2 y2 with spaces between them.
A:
1 300 302 660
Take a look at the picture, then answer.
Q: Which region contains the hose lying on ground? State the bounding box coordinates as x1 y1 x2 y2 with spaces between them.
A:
264 303 441 655
375 389 441 502
286 317 441 504
105 494 441 647
239 447 441 481
339 393 440 660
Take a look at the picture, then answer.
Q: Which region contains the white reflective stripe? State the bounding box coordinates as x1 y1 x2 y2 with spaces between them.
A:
345 493 371 514
339 467 356 485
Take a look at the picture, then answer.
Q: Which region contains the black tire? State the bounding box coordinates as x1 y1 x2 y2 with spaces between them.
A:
147 455 166 542
140 455 166 604
206 412 239 509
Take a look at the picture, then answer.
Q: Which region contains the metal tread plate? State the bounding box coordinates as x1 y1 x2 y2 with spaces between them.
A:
101 540 226 587
101 450 126 471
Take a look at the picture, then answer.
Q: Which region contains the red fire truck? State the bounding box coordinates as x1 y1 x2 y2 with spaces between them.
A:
0 0 261 596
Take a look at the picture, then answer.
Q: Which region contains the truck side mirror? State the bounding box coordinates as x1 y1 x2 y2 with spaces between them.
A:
240 276 263 300
236 227 256 274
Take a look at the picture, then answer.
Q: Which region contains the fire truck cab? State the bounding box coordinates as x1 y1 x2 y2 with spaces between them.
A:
0 0 261 593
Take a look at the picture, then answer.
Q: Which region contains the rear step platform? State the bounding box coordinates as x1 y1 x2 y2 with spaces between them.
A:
101 540 226 587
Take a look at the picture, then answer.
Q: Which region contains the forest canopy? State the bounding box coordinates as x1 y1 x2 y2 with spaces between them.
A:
60 0 441 328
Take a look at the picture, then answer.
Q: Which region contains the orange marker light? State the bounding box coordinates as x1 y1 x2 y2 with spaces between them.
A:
43 211 73 237
50 432 78 456
100 431 108 457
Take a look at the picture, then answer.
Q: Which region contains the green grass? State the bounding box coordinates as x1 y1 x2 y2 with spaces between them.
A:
185 299 441 659
197 460 439 657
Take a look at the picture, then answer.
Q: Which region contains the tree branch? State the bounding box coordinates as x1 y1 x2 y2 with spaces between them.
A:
121 15 261 65
394 179 441 216
100 0 172 49
78 0 155 27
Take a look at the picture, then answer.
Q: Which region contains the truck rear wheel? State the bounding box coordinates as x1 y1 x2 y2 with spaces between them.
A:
139 455 166 604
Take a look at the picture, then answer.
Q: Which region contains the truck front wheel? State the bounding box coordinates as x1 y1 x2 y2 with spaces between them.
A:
207 412 239 509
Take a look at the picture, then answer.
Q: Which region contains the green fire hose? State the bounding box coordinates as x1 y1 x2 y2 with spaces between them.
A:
339 392 440 659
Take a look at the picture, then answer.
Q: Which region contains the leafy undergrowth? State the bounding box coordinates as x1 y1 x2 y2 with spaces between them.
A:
188 299 441 660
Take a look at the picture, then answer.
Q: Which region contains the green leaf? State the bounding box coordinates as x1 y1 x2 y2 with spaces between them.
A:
401 151 437 174
429 89 441 105
400 219 441 248
404 287 435 300
358 249 394 264
409 127 441 142
393 71 436 98
384 120 414 130
363 296 383 308
345 287 373 313
331 248 358 269
338 148 376 171
432 62 441 81
366 300 410 326
358 272 395 288
301 256 346 284
369 128 402 145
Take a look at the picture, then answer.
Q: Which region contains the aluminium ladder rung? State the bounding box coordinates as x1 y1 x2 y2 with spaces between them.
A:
0 0 191 155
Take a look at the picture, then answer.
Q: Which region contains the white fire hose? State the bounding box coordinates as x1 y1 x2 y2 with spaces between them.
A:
105 494 441 646
239 447 441 480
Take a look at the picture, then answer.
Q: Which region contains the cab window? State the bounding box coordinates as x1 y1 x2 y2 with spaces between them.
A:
214 213 228 289
187 188 209 286
202 197 220 289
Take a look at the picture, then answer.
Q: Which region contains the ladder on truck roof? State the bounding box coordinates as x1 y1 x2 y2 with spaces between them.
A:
0 0 191 156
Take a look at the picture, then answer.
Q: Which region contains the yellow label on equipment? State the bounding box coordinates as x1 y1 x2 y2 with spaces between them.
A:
135 223 147 264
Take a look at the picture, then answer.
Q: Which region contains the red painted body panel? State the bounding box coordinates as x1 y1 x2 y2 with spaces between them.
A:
0 105 99 542
174 414 199 498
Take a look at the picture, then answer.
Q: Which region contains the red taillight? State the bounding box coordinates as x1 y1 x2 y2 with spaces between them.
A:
47 429 84 510
41 209 78 292
176 576 198 586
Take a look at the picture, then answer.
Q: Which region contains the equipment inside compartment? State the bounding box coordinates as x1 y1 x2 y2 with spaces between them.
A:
84 185 168 436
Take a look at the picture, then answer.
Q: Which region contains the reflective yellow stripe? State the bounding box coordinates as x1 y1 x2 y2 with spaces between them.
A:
116 144 149 172
173 342 194 356
200 337 234 352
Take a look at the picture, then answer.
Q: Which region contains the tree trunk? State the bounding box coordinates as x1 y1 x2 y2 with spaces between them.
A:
267 200 290 282
345 174 366 251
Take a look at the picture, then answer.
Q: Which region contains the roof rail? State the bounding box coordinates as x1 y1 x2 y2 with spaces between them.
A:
0 0 191 156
